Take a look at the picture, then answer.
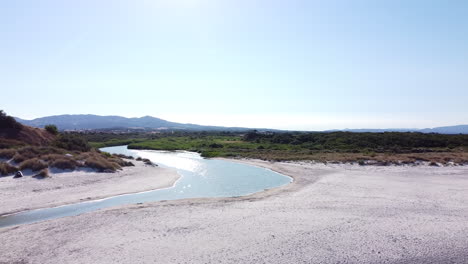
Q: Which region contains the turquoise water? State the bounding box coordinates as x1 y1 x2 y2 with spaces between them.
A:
0 146 291 228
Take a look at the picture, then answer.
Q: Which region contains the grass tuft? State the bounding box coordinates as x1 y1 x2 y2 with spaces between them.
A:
50 158 78 170
19 158 48 171
0 162 18 176
35 168 50 178
84 156 121 172
0 149 16 159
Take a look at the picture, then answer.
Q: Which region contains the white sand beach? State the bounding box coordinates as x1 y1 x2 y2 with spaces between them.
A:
0 161 467 263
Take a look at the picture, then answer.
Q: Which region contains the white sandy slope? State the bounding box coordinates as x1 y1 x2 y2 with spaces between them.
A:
0 161 468 264
0 161 180 216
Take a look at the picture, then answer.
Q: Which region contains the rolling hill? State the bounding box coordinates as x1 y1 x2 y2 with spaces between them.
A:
14 114 468 134
15 115 252 132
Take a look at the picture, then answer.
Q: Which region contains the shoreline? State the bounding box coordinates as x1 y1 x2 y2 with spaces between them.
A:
0 160 181 216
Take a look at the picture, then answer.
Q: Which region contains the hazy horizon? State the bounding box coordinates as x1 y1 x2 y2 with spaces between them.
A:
2 0 467 130
12 112 468 131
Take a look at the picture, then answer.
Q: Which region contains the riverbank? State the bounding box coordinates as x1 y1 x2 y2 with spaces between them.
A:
0 160 180 216
1 161 468 263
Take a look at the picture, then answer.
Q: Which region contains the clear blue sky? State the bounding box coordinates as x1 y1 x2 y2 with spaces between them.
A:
1 0 467 130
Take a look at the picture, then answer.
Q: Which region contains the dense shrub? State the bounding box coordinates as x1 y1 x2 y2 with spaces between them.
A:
50 158 78 170
19 158 48 171
0 149 16 159
0 162 18 175
243 131 468 153
53 134 91 152
45 124 59 135
0 110 21 130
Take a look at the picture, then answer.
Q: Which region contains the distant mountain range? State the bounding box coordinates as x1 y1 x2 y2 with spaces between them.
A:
14 114 253 132
327 125 468 134
14 114 468 134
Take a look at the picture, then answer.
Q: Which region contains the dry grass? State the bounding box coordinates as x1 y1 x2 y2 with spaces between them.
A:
12 153 29 163
0 162 18 176
0 149 16 159
112 153 134 160
19 158 48 171
0 145 140 174
50 158 78 170
85 157 121 172
35 168 50 178
109 158 134 167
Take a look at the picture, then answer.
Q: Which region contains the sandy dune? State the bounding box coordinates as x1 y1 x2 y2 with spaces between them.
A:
0 161 467 263
0 161 180 216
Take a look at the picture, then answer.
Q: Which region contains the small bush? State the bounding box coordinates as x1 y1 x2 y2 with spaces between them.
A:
19 158 48 171
36 168 50 178
45 124 59 135
113 154 134 160
141 158 153 165
74 152 91 161
50 159 77 170
0 162 18 176
85 157 121 172
101 151 112 158
109 158 134 167
0 149 16 159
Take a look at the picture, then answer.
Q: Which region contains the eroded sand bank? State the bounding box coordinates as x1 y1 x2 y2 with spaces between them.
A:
0 160 180 216
1 160 467 264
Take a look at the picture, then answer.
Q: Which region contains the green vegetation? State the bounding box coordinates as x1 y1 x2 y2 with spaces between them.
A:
89 138 147 149
119 131 468 165
45 124 59 135
53 134 91 152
